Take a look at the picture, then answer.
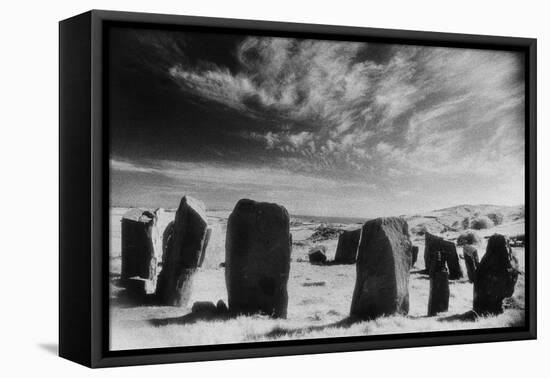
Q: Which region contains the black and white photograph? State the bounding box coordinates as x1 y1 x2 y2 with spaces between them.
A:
107 24 528 351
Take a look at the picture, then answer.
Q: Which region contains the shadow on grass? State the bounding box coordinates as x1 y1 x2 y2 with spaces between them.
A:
149 311 231 326
259 317 358 339
110 293 160 309
437 311 478 322
410 269 429 276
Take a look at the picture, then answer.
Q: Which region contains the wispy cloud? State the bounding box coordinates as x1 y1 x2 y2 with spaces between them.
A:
111 158 375 192
118 33 525 213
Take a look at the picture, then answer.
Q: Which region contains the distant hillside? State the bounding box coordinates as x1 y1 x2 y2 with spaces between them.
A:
405 204 524 236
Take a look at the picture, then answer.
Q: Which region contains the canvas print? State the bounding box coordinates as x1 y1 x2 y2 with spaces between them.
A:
107 26 526 351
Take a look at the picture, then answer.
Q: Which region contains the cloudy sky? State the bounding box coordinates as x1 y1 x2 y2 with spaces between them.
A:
108 26 525 217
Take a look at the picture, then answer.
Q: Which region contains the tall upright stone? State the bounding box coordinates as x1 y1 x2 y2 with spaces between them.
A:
350 217 412 320
474 234 520 315
427 251 450 316
225 199 291 318
198 227 212 268
155 196 209 306
462 244 480 283
424 233 463 280
411 245 419 268
334 229 362 264
120 208 162 294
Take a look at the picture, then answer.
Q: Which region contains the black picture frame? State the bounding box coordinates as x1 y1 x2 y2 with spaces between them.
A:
59 9 537 368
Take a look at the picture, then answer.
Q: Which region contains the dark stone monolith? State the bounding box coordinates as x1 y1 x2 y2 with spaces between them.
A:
427 251 450 316
424 232 463 280
155 196 209 306
334 229 361 264
198 227 212 268
411 245 419 268
308 245 327 265
191 301 217 314
225 199 291 318
350 217 412 320
473 234 520 315
462 244 480 283
120 208 161 293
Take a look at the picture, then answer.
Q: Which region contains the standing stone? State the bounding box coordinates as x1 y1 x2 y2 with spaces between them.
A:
350 217 412 320
334 229 361 264
120 208 161 294
427 251 450 316
462 244 480 283
424 233 463 280
155 196 209 306
225 199 291 318
308 245 327 265
474 234 520 315
411 246 419 268
198 227 212 268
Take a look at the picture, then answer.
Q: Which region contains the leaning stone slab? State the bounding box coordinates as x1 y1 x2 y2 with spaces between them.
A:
225 199 291 318
474 234 520 315
155 196 209 306
350 217 412 320
334 229 361 264
424 232 463 280
120 208 162 293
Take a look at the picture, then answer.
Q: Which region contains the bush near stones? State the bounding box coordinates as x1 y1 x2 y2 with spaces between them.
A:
350 217 412 320
456 230 482 246
155 196 209 307
487 212 504 226
334 229 361 264
225 199 292 318
470 216 494 230
308 225 343 242
474 234 520 315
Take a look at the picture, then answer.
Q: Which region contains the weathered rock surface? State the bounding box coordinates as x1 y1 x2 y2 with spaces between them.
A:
334 229 361 264
424 232 463 280
474 234 520 315
308 245 327 265
350 217 412 320
427 251 450 316
120 208 162 293
155 196 209 306
225 199 291 318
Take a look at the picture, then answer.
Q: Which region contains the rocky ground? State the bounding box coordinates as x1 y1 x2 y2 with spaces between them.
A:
109 204 526 351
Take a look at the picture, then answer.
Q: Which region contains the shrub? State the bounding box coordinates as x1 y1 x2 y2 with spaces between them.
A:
487 212 504 226
470 216 494 230
461 217 470 230
456 231 482 246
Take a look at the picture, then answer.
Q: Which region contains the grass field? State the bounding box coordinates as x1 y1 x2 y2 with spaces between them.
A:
109 207 525 351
